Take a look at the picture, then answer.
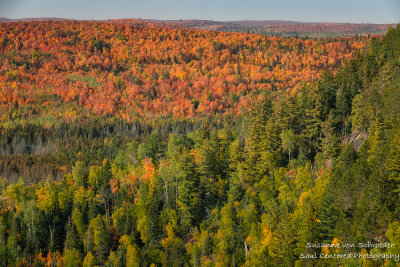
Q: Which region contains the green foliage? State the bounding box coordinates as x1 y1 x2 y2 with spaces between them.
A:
67 75 103 88
83 252 97 267
64 249 82 267
137 134 160 162
89 215 111 264
1 23 400 267
65 218 83 252
281 128 295 161
73 161 88 187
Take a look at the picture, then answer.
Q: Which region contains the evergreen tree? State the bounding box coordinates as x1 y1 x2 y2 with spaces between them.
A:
89 215 111 264
72 161 88 187
65 218 83 252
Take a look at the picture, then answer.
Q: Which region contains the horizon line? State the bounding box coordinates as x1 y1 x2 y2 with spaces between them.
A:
0 17 398 25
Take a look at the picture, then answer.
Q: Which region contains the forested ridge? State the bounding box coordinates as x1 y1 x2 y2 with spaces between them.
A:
0 20 400 266
0 20 364 182
154 19 393 38
0 20 365 117
1 19 392 38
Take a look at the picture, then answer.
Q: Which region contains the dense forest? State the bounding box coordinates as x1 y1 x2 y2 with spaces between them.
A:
0 20 366 117
154 20 393 38
0 20 400 266
0 20 366 181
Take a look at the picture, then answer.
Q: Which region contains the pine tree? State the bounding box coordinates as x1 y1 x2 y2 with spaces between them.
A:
72 161 88 187
65 218 83 252
320 111 340 158
176 152 201 228
89 215 111 264
317 195 338 243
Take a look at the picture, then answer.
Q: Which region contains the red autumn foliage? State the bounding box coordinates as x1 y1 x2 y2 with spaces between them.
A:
0 20 369 118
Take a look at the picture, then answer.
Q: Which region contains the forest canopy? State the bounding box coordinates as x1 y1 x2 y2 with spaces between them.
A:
0 20 366 118
0 20 400 266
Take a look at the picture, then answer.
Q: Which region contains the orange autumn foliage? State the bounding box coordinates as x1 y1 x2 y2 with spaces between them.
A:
0 20 369 119
142 158 155 181
109 178 119 194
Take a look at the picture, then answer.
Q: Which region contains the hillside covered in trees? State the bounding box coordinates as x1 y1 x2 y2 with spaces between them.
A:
0 20 366 118
153 19 393 38
0 19 400 266
0 20 367 182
